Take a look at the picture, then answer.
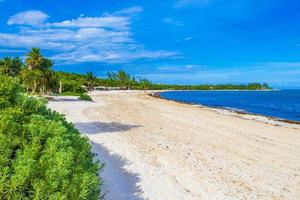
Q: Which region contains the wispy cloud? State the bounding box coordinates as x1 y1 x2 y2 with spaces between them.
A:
184 37 193 41
111 6 143 16
8 10 49 25
49 16 129 30
0 48 26 53
162 17 182 26
157 64 201 72
1 7 179 64
138 67 241 84
175 0 214 8
254 62 300 68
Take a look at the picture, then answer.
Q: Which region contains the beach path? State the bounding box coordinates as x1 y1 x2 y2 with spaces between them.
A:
48 91 300 200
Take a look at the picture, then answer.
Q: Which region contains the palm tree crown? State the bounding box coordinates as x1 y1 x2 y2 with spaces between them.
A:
26 48 44 70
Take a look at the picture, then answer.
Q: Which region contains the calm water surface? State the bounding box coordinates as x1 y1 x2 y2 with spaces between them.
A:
160 90 300 122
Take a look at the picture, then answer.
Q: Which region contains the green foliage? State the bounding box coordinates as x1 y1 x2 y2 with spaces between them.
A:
55 72 87 95
61 79 86 94
138 78 152 91
20 48 59 95
85 72 97 92
0 57 23 77
79 93 93 101
130 82 271 91
107 70 137 89
0 76 21 107
0 75 101 199
25 48 53 70
59 91 82 96
103 70 272 91
1 48 272 95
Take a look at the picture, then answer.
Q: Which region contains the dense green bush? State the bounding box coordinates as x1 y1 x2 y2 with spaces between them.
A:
55 72 87 95
0 57 23 77
0 75 101 199
79 93 93 101
59 91 82 96
61 80 87 94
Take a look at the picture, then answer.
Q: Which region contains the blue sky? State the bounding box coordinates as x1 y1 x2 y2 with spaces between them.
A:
0 0 300 88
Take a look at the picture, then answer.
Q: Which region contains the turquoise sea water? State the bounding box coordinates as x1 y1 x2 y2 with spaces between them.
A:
160 90 300 122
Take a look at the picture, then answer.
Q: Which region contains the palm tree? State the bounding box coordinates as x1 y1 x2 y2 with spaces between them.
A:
20 68 41 94
85 72 97 91
139 78 151 93
42 58 54 70
22 48 58 95
116 70 132 89
107 70 137 90
40 70 59 95
107 71 118 86
25 48 44 70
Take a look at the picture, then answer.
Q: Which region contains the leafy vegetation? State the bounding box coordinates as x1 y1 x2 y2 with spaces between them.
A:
0 75 101 199
55 71 87 95
0 47 271 199
85 72 97 92
0 57 23 77
107 70 137 89
21 48 59 95
0 48 271 98
100 70 271 91
139 78 152 92
79 93 93 101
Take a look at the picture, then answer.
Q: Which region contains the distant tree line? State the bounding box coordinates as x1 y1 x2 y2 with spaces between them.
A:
0 48 271 97
54 70 271 94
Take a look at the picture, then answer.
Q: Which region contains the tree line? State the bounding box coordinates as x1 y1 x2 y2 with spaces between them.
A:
55 70 271 94
0 48 271 97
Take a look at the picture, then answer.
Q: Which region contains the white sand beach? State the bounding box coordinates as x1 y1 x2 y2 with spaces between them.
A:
48 91 300 200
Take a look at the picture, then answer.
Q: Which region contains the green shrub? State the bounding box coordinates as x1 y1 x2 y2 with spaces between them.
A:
79 93 93 101
60 79 87 94
0 75 101 199
59 91 82 96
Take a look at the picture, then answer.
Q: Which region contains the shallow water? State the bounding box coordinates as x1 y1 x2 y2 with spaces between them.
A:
160 90 300 122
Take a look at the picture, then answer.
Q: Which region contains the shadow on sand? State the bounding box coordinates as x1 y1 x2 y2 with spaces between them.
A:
92 143 143 200
75 121 144 199
75 122 140 134
51 97 81 102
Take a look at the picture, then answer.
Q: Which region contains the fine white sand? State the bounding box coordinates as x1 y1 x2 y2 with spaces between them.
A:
48 91 300 200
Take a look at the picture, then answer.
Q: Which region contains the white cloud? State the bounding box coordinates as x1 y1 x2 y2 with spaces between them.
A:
0 49 26 53
50 16 129 30
184 37 193 41
254 62 300 68
162 18 173 23
8 10 49 26
112 6 143 16
1 7 179 64
175 0 213 8
162 17 182 26
157 64 201 71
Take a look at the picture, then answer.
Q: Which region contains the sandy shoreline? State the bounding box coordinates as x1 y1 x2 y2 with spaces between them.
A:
48 91 300 200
